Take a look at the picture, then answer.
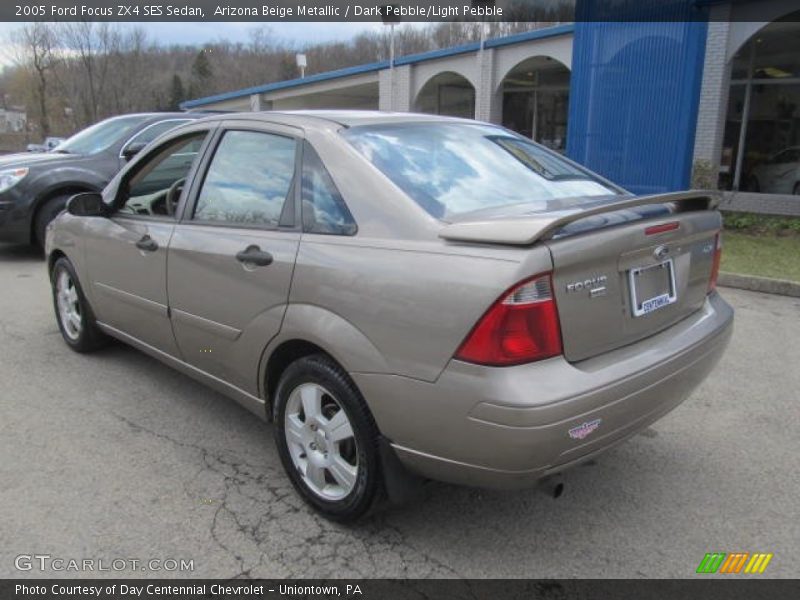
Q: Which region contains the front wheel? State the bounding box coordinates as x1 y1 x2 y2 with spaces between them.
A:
51 257 108 352
35 194 71 249
273 354 382 521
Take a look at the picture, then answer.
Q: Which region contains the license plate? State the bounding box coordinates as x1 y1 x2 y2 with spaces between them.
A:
629 259 677 317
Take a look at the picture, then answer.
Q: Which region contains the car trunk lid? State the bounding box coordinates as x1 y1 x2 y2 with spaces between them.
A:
440 192 722 362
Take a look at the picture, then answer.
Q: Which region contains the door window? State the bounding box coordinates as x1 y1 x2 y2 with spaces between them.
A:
301 142 356 235
118 132 207 218
193 130 297 227
121 119 192 156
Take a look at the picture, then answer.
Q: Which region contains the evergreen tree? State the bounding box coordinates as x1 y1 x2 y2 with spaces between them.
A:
168 74 185 110
191 49 213 84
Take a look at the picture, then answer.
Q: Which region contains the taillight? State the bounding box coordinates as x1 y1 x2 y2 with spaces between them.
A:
708 233 722 294
455 273 562 366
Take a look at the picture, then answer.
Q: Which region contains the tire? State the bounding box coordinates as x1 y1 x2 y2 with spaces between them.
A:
273 354 382 521
51 257 108 353
793 183 800 196
747 176 760 193
34 194 72 249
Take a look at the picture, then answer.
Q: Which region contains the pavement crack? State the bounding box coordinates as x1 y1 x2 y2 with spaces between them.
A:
112 412 464 578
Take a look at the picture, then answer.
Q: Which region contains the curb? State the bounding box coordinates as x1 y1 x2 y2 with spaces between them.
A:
718 272 800 298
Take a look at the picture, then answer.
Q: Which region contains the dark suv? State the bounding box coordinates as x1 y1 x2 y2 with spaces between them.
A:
0 112 201 247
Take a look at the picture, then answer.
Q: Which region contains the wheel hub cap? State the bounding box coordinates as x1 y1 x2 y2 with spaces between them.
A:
56 270 82 341
284 383 359 501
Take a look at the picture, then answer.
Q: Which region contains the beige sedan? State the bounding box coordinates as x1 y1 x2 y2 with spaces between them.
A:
46 111 733 521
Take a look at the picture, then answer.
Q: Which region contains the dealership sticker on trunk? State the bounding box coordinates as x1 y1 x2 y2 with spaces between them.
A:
568 419 602 440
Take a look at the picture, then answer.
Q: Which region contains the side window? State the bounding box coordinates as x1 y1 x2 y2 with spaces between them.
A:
193 130 296 227
301 142 357 235
121 119 191 154
118 132 207 218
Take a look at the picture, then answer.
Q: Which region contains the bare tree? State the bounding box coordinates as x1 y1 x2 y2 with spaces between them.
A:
103 27 151 115
9 23 57 136
4 19 567 139
59 22 118 124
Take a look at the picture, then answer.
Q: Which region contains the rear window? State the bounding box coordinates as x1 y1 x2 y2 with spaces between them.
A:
342 123 620 219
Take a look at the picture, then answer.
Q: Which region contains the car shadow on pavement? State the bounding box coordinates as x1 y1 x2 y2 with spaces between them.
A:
0 243 44 263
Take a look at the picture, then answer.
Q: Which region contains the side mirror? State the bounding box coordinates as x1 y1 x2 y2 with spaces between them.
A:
66 192 106 217
121 142 147 161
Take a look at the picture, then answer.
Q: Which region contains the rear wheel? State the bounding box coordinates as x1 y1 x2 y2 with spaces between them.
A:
34 194 72 248
793 182 800 195
273 354 382 521
51 257 108 352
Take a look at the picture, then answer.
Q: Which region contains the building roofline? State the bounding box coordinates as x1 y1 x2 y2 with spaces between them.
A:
180 23 574 109
180 60 389 109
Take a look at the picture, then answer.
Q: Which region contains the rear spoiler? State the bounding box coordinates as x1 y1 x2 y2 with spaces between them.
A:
438 191 721 246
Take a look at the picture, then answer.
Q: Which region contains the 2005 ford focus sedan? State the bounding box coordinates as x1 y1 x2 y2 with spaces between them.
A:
46 111 733 521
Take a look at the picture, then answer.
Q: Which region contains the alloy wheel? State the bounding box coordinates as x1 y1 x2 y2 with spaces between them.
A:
56 269 82 341
284 383 359 501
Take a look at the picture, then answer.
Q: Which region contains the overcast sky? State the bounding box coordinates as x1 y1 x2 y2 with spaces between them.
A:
0 21 403 68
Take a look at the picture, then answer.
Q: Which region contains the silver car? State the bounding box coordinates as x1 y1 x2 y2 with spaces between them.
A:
46 111 733 521
749 146 800 195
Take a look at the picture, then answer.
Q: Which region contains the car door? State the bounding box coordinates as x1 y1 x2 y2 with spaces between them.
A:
82 123 216 355
166 121 302 394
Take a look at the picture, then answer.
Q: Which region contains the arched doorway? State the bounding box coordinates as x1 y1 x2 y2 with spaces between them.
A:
499 56 570 152
414 72 475 119
722 13 800 193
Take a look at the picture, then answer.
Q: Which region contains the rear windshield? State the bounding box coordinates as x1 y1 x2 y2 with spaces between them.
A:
342 122 620 219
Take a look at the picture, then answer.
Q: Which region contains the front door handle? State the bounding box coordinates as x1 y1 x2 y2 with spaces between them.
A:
235 245 273 267
136 235 158 252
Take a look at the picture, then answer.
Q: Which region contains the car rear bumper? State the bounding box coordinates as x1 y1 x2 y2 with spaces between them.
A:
352 292 733 489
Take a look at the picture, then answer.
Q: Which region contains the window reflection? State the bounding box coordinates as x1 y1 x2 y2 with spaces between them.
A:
723 17 800 194
194 131 296 226
301 143 357 235
345 123 617 219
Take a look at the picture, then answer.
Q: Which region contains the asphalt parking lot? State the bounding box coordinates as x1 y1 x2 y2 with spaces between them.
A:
1 241 798 579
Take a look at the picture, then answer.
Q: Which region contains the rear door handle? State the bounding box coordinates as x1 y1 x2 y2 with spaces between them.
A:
235 245 273 267
136 235 158 252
